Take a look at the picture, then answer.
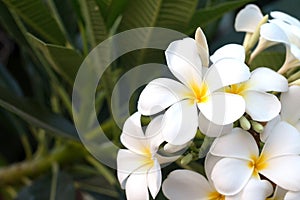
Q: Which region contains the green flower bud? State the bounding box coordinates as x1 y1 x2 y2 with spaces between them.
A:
239 116 251 131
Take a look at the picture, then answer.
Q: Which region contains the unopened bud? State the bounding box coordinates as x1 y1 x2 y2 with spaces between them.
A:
181 154 193 166
239 116 251 131
251 121 264 134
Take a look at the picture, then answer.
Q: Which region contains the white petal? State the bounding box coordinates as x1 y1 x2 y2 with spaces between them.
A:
198 112 233 137
243 91 281 122
259 156 300 191
210 128 258 160
210 44 245 63
121 112 148 154
165 38 203 87
260 115 281 142
247 67 288 92
125 173 149 200
285 191 300 200
234 178 273 200
198 92 245 125
205 153 222 185
147 160 161 199
163 142 190 153
260 23 289 44
271 11 300 27
162 100 198 145
280 85 300 125
204 58 250 92
117 150 150 188
262 121 300 158
211 158 253 195
145 115 164 152
234 4 263 32
162 169 213 200
195 27 209 67
138 78 190 115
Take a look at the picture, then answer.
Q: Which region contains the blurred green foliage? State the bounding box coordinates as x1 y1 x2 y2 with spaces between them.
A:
0 0 297 199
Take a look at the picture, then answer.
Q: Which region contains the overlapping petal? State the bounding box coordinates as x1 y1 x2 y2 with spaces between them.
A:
161 100 198 145
162 170 213 200
210 128 258 160
271 11 300 27
211 158 253 195
147 160 162 198
198 92 245 125
195 27 209 67
198 112 233 137
246 67 288 92
243 91 281 121
125 173 149 200
210 44 245 63
165 38 203 87
138 78 190 115
204 58 250 93
259 156 300 191
280 85 300 124
260 23 289 44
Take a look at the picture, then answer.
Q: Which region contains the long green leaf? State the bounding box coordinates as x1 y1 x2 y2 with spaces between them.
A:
27 34 83 84
0 86 78 140
2 0 66 45
79 0 108 47
187 0 254 34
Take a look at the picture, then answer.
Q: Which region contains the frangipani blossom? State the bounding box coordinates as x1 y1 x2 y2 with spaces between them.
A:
258 12 300 73
211 44 288 121
209 124 300 196
262 85 300 142
138 28 250 144
235 4 263 33
117 112 175 200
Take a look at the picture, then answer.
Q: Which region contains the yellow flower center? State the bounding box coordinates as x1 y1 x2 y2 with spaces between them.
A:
190 81 209 103
225 82 249 95
208 191 225 200
141 147 154 167
248 154 268 177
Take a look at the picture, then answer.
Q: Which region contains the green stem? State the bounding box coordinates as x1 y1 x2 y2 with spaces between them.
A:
0 142 87 186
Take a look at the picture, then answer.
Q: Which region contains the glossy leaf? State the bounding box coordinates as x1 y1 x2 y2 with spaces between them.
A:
0 86 78 140
79 0 108 47
250 51 285 71
2 0 66 45
187 0 254 34
27 34 83 84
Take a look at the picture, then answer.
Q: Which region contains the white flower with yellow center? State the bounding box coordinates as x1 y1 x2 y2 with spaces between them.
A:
211 44 288 122
117 112 176 200
138 28 250 144
209 124 300 196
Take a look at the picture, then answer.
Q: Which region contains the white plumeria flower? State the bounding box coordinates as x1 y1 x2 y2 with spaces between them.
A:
211 44 288 121
258 12 300 73
262 85 300 142
162 167 272 199
117 112 176 200
209 124 300 196
138 28 250 144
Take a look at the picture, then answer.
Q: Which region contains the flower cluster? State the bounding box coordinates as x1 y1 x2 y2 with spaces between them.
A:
117 4 300 200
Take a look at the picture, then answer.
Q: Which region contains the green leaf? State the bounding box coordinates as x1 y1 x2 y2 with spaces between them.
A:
0 1 29 49
2 0 66 45
79 0 108 47
250 51 285 71
27 34 83 84
187 0 254 34
119 0 197 33
105 0 129 29
0 86 78 140
16 172 75 200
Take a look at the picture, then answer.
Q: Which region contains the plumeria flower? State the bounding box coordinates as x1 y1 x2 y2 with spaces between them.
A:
162 164 272 199
262 85 300 141
138 28 250 145
117 112 177 200
255 12 300 73
209 124 300 196
211 44 288 122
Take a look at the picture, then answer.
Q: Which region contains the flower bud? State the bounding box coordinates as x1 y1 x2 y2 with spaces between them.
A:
239 116 251 130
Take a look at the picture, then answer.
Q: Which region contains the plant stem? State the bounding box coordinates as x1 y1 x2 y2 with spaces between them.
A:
0 142 87 186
